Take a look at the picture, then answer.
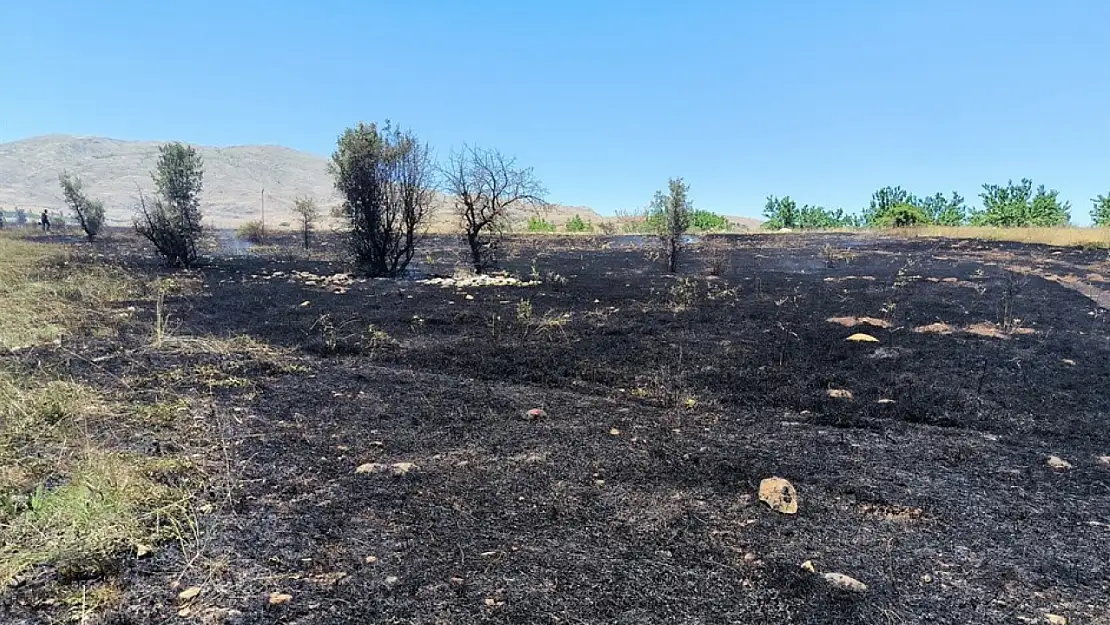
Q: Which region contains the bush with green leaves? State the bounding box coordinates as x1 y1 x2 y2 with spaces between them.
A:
58 172 106 241
565 214 593 233
649 178 692 273
690 210 729 231
331 121 436 277
873 203 929 227
763 197 857 230
761 196 798 229
134 142 205 268
526 216 556 232
918 192 967 226
969 179 1070 227
1091 194 1110 227
236 220 265 244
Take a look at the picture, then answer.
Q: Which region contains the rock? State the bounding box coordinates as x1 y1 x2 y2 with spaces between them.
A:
800 560 816 573
365 555 378 564
845 333 879 343
135 543 154 558
524 408 546 420
1062 359 1077 366
1098 456 1110 466
178 586 202 601
758 476 798 514
356 462 386 474
822 572 868 593
268 592 293 605
826 389 853 400
609 427 621 436
1045 614 1068 625
390 462 415 475
299 301 311 307
1047 456 1073 470
876 398 896 404
384 576 399 587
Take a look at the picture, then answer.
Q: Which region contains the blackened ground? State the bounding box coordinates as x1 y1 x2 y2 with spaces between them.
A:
5 231 1110 624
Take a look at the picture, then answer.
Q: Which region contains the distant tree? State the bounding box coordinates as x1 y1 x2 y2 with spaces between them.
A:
863 186 918 227
330 121 435 277
15 208 28 227
971 179 1070 226
526 216 557 233
648 177 693 273
292 196 321 249
565 214 593 233
58 172 107 240
690 209 729 231
442 145 546 273
134 142 205 267
762 196 798 230
918 192 967 226
1092 194 1110 227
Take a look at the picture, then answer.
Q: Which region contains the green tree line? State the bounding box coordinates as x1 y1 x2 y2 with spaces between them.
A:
763 180 1110 230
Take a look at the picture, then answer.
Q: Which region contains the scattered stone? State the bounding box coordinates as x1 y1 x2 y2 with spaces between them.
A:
845 333 879 343
135 543 154 558
464 294 475 300
1098 456 1110 466
1062 359 1077 366
390 462 415 475
356 462 385 474
1045 614 1068 625
800 560 816 573
921 573 933 583
365 555 378 564
385 576 399 586
826 389 853 400
1047 456 1073 470
178 607 191 617
420 275 540 289
758 476 798 514
178 586 202 601
484 598 498 607
268 592 293 605
822 572 868 593
914 322 954 335
826 316 891 328
609 427 621 436
449 577 465 587
876 398 896 404
299 301 311 307
524 408 546 420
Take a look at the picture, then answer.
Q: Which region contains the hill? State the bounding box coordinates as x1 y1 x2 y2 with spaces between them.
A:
0 135 610 230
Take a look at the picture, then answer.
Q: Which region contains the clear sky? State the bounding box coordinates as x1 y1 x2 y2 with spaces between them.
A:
3 0 1110 222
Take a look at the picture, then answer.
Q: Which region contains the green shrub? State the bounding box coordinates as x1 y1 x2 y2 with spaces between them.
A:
565 214 593 233
526 216 557 232
874 203 929 227
1091 194 1110 227
236 220 265 244
690 210 729 231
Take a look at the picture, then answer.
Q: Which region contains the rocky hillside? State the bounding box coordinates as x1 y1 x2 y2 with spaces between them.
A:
0 135 607 230
0 135 760 231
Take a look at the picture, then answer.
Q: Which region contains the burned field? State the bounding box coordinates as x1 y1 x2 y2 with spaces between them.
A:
4 232 1110 624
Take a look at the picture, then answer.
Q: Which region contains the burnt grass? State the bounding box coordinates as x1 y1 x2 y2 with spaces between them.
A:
5 231 1110 624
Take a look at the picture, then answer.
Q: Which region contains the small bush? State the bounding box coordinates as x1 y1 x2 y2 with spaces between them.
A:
565 214 593 233
597 221 616 235
526 216 557 233
236 220 266 244
1092 194 1110 227
58 172 106 241
691 210 729 231
874 203 929 227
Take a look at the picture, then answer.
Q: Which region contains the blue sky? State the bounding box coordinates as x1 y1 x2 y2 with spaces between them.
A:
3 0 1110 222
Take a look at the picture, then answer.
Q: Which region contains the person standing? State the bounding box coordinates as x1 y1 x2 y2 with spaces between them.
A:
40 210 50 232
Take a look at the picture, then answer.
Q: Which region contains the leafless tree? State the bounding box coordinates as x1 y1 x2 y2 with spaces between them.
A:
442 145 546 273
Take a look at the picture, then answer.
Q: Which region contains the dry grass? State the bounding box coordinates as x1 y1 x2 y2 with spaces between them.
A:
884 226 1110 248
0 237 192 595
0 236 138 350
0 373 190 585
